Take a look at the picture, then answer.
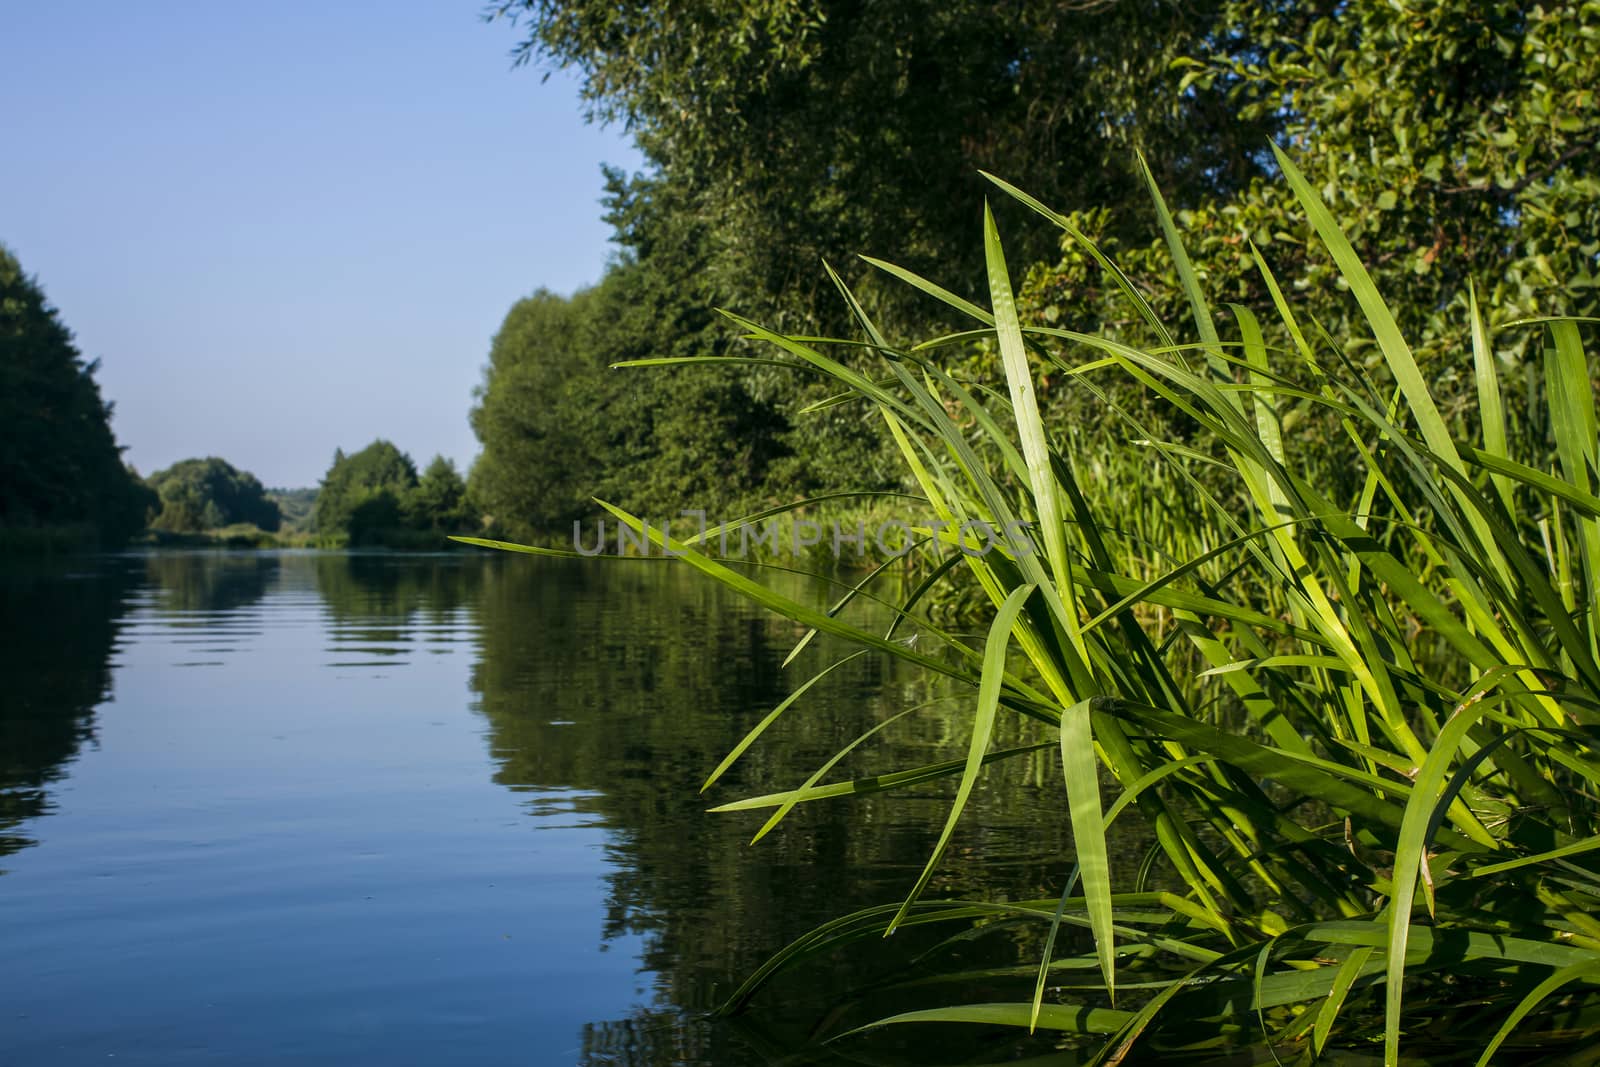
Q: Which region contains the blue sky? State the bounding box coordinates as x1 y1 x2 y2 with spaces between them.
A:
0 3 642 488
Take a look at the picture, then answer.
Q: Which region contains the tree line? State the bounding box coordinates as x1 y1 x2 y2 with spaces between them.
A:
141 443 475 546
467 0 1599 538
10 2 1594 550
1 246 476 550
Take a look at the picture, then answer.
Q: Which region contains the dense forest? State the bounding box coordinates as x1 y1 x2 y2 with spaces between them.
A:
469 0 1599 539
0 244 155 548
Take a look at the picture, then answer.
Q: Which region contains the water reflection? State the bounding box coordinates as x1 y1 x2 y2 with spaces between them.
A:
0 559 137 862
469 557 1079 1064
0 551 1085 1065
143 550 280 613
316 553 481 669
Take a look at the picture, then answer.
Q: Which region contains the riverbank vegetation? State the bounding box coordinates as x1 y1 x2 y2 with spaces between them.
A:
134 447 477 550
467 153 1600 1062
469 0 1599 546
461 1 1600 1058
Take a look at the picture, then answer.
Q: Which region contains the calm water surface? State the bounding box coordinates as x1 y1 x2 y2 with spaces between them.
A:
0 551 1077 1066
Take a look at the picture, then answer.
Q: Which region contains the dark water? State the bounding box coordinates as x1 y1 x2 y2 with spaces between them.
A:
0 551 1079 1066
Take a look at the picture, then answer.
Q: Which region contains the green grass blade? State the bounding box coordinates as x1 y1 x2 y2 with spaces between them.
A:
1469 282 1514 516
1272 144 1459 474
1030 864 1081 1033
1383 686 1507 1066
1313 945 1375 1055
1138 153 1229 396
702 650 870 793
707 741 1057 813
984 202 1088 673
980 169 1176 350
859 255 994 324
1475 960 1600 1067
750 705 925 843
887 583 1036 934
844 1001 1136 1038
1062 697 1116 1000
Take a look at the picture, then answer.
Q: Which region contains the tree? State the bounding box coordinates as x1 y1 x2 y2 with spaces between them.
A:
468 288 602 536
473 1 1309 515
407 455 471 532
314 440 418 538
0 244 156 543
146 457 281 532
1016 0 1600 459
491 0 1277 331
315 442 478 543
468 258 791 540
483 1 1598 522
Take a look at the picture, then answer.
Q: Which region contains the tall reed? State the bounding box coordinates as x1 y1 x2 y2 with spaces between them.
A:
462 148 1600 1064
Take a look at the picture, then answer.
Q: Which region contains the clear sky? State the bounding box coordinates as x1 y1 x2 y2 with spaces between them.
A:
0 2 642 488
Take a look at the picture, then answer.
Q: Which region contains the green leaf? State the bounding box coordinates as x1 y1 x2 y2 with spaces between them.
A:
887 583 1037 933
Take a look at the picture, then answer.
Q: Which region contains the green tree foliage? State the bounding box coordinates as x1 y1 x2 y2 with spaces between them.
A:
476 0 1599 535
491 0 1273 329
468 290 598 534
1019 0 1599 451
472 0 1290 532
0 244 155 544
315 440 419 538
408 456 471 532
469 258 791 540
317 440 478 543
145 457 281 533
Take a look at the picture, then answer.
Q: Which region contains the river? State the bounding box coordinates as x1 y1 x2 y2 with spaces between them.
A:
0 550 1079 1066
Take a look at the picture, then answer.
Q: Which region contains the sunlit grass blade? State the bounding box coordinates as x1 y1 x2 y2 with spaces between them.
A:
1469 283 1514 516
706 741 1057 813
702 650 870 792
984 202 1089 676
1138 152 1228 396
1061 697 1116 1000
887 583 1036 934
843 1001 1136 1038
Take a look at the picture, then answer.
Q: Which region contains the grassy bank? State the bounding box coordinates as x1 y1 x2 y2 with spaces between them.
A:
136 525 468 551
464 151 1600 1065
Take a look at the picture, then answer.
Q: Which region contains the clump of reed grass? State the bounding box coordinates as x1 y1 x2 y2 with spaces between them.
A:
462 146 1600 1065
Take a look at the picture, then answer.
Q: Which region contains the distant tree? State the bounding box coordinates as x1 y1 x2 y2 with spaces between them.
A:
407 455 471 532
146 457 281 532
0 243 155 544
314 440 419 539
